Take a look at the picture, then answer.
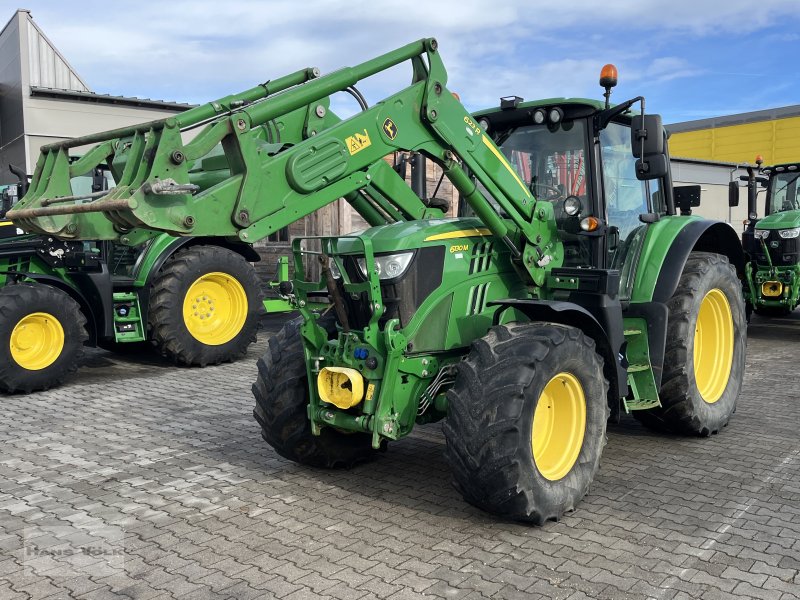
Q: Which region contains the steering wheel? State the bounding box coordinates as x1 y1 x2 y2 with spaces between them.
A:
531 182 564 202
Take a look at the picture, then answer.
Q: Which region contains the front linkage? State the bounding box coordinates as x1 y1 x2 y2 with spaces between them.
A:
290 233 479 449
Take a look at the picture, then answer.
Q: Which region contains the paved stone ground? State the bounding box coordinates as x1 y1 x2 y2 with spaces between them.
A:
1 313 798 600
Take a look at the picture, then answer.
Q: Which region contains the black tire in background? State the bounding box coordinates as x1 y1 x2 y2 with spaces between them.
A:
252 316 377 468
0 283 87 393
148 245 263 366
634 252 746 435
753 304 792 317
444 323 608 524
97 339 153 355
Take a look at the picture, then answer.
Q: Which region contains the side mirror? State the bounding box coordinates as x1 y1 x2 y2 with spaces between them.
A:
728 181 740 207
631 115 667 180
635 153 668 180
631 115 664 158
8 163 28 198
675 185 701 215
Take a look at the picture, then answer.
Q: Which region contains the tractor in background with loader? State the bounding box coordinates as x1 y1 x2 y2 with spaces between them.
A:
9 41 746 522
0 157 265 393
0 103 322 394
733 158 800 317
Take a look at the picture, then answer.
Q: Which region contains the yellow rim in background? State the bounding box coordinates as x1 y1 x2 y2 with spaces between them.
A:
10 312 65 370
532 372 587 481
693 288 734 404
182 272 248 345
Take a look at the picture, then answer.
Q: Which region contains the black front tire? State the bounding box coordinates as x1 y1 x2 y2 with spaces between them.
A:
634 252 746 435
0 284 87 393
148 245 263 366
252 316 376 468
444 323 609 524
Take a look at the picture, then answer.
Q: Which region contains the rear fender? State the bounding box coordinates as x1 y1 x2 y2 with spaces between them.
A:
632 218 745 303
629 218 745 392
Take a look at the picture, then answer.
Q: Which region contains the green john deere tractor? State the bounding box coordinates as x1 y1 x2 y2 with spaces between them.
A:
0 82 337 394
734 161 800 317
0 159 264 393
10 40 747 522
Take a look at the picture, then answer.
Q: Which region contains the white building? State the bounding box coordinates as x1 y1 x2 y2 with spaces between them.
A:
0 9 191 185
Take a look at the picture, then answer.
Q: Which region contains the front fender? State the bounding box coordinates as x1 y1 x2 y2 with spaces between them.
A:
490 298 626 403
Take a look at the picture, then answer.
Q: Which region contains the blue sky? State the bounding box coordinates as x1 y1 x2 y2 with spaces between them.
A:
8 0 800 124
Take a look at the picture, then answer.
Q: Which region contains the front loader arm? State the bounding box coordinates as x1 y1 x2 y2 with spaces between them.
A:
10 38 560 285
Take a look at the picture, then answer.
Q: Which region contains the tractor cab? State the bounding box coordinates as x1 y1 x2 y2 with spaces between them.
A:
471 96 671 303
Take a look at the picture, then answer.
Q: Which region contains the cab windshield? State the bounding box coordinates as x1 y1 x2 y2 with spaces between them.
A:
768 171 800 214
498 120 593 268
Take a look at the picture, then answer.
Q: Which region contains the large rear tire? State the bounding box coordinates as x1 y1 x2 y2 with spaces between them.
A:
633 252 745 435
252 316 376 468
0 284 87 393
444 323 608 524
148 245 263 366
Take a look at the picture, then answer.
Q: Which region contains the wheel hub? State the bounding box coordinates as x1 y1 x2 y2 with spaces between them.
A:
532 372 586 481
182 272 247 345
694 288 734 404
9 312 65 370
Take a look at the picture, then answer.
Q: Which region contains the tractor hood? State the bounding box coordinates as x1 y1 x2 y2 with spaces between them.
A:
756 210 800 230
337 217 495 255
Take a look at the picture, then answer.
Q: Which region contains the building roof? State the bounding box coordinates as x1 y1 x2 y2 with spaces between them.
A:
4 8 192 110
4 8 90 93
667 104 800 133
30 87 194 111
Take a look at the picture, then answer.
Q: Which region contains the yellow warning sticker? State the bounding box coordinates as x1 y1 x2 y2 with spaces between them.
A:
365 383 376 401
345 129 372 155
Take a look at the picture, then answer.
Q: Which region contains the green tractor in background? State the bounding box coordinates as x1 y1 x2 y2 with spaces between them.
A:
0 76 340 394
734 159 800 317
0 159 264 393
9 42 747 522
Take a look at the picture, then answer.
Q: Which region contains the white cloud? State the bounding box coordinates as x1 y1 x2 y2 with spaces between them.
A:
13 0 800 109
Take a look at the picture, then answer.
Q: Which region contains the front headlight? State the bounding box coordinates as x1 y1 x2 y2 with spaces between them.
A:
754 230 770 240
778 227 800 239
328 257 342 279
357 252 414 280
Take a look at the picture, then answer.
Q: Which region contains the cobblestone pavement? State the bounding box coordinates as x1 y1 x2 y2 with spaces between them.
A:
1 313 798 600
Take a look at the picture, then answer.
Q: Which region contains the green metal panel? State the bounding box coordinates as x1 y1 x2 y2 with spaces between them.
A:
629 215 703 303
132 234 181 287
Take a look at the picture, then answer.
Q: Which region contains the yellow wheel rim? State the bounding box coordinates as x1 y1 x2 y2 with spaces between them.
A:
182 272 248 345
694 288 734 404
9 312 65 370
531 372 587 481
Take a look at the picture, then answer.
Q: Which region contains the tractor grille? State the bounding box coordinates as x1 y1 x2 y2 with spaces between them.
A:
340 246 445 330
755 231 800 266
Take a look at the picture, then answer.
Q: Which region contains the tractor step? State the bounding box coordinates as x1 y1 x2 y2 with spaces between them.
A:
627 363 650 372
112 292 146 342
623 329 643 336
623 397 662 412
